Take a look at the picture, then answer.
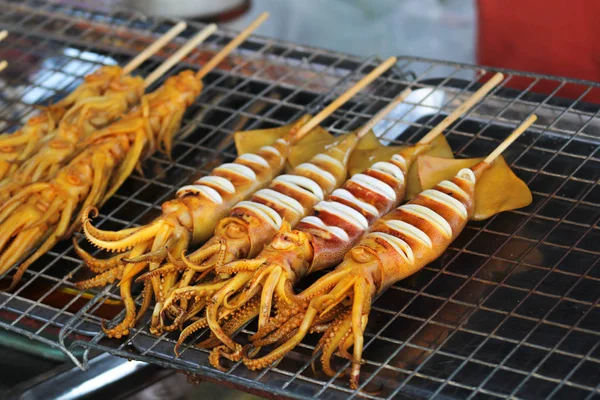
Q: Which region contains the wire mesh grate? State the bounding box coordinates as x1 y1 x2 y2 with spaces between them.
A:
0 1 599 399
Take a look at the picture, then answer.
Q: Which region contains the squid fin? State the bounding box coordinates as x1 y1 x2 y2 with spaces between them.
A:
233 115 312 156
287 126 337 171
417 154 532 220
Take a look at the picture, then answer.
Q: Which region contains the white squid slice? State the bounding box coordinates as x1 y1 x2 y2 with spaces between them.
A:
366 232 414 264
437 180 468 201
238 153 270 168
296 163 336 186
314 201 369 230
420 189 468 220
235 201 282 230
259 145 281 157
300 216 349 241
196 176 235 193
176 185 223 204
391 154 408 170
350 173 396 201
384 219 432 248
330 189 379 217
253 188 305 215
215 163 256 180
273 175 324 201
399 204 453 239
370 161 405 182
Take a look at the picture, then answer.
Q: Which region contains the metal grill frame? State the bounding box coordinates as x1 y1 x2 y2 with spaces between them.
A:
0 1 599 399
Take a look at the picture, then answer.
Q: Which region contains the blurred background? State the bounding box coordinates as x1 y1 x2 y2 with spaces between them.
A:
122 0 600 88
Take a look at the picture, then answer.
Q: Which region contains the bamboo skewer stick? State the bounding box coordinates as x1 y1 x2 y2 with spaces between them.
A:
0 30 7 42
196 12 269 80
355 88 412 139
294 56 398 139
485 114 537 164
122 21 187 75
418 72 505 144
0 61 7 73
144 24 218 88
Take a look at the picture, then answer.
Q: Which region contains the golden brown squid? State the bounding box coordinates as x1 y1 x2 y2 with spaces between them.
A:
0 65 124 180
76 55 400 338
0 72 145 205
173 73 506 366
0 69 203 293
155 130 360 335
241 115 536 389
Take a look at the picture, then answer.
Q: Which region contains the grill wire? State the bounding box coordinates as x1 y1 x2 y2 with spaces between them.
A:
1 1 599 399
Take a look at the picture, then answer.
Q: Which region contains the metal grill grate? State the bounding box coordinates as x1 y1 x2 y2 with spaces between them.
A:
1 1 599 399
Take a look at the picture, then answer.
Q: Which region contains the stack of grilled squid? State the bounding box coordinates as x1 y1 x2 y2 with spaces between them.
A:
0 14 537 391
74 53 536 391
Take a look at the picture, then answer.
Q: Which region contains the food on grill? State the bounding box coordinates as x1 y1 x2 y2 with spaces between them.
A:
0 69 202 292
76 56 400 338
241 114 536 389
417 153 532 220
165 74 502 365
0 71 145 204
0 22 187 181
0 21 218 291
144 89 412 340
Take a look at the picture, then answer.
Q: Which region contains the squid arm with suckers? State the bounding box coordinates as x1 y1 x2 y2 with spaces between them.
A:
0 23 219 292
75 54 399 338
240 114 536 390
168 72 505 365
0 22 188 181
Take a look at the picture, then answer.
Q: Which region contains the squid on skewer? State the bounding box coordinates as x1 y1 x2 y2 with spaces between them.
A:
0 72 145 204
0 20 221 290
172 73 504 365
0 22 187 181
151 126 362 334
76 55 399 338
242 115 537 389
0 68 204 291
142 89 414 337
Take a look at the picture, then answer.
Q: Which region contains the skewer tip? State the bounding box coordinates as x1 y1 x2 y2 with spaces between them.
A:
356 87 412 139
483 114 537 165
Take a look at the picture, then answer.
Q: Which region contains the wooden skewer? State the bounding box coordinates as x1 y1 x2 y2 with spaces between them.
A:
122 21 187 75
196 12 269 80
484 114 537 164
295 56 398 140
0 30 7 42
0 61 7 73
419 72 504 144
144 23 218 88
356 88 412 139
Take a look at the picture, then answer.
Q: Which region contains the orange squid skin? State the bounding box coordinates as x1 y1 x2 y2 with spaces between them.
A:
0 70 202 294
242 163 489 389
0 66 125 180
193 144 434 366
0 72 145 206
76 111 313 338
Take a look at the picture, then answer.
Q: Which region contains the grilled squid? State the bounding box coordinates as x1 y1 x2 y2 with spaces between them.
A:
0 71 145 205
179 140 436 367
0 70 202 297
242 165 483 388
155 133 359 338
0 66 125 180
74 113 318 338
